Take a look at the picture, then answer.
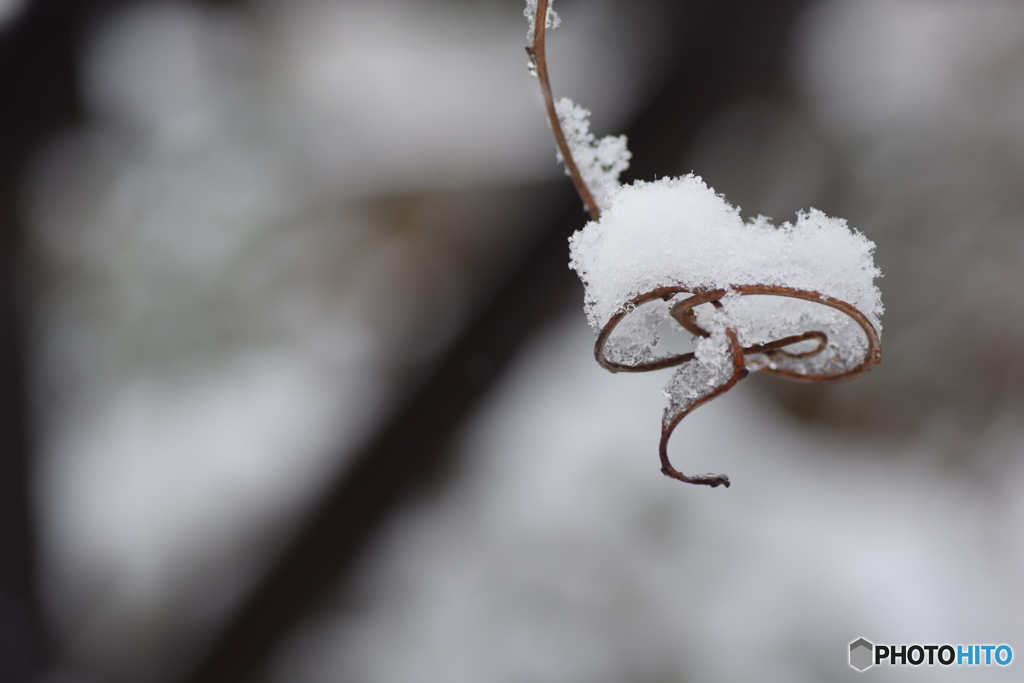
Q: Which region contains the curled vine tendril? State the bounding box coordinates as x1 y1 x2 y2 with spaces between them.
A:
527 1 882 487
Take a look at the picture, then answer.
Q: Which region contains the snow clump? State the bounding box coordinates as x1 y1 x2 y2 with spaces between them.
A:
554 98 631 209
569 175 883 386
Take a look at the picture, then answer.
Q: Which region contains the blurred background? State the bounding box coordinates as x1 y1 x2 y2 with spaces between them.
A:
2 0 1024 681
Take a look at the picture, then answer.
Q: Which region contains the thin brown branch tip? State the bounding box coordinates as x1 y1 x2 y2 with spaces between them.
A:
524 1 883 488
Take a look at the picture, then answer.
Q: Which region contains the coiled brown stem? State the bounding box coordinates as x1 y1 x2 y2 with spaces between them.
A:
527 8 882 487
594 285 881 486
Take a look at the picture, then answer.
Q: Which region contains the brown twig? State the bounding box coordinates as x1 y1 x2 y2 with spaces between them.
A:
526 0 603 221
527 3 882 487
596 285 880 379
658 302 746 488
668 285 881 382
594 284 881 486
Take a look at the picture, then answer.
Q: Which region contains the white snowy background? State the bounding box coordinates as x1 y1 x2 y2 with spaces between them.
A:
19 0 1024 681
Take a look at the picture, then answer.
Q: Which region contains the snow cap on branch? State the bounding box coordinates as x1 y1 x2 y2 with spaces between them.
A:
570 175 883 378
526 0 883 486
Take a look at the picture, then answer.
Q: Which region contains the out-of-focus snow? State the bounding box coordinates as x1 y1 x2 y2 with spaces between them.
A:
26 0 655 673
792 0 1024 431
259 1 1024 680
798 0 1024 142
24 0 1024 679
0 0 24 27
267 313 1024 683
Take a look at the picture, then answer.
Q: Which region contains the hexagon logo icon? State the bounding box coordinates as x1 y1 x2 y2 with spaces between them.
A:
850 638 874 671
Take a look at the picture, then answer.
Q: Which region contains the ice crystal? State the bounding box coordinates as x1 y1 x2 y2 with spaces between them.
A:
554 98 631 210
524 0 560 44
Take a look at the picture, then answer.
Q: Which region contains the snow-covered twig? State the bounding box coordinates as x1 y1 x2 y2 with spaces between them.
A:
525 0 602 220
525 3 883 488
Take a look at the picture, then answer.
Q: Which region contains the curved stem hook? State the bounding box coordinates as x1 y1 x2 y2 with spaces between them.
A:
658 305 746 488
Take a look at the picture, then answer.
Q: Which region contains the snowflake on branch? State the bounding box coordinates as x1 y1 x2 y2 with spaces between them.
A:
523 0 560 44
525 0 883 488
554 98 631 209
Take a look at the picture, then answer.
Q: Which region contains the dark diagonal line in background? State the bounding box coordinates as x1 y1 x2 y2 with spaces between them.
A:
177 2 810 681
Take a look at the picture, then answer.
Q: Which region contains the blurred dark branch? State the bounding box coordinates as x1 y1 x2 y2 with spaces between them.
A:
0 1 253 680
623 1 810 179
0 0 96 678
177 1 810 681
